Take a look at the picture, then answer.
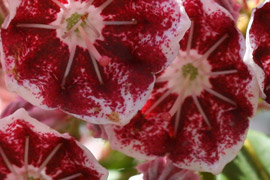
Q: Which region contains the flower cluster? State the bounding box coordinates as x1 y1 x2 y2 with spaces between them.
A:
0 0 269 179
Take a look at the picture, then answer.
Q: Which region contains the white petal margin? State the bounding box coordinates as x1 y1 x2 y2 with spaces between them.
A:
104 114 169 161
1 0 21 29
0 108 108 180
244 0 268 99
158 0 191 73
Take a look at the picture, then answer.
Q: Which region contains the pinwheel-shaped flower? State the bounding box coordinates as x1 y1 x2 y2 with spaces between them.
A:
129 157 201 180
104 0 259 174
244 0 270 103
0 0 190 125
0 108 108 180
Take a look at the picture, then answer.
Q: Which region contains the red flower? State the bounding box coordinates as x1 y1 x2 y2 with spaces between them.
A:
130 157 201 180
0 108 108 179
103 0 259 174
0 0 190 125
244 0 270 104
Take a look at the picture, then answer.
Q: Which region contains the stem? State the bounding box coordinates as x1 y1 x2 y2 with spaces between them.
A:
243 139 270 180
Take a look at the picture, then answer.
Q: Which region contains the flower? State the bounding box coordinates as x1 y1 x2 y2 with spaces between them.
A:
129 157 201 180
214 0 241 20
103 0 259 174
0 108 108 179
1 97 69 129
0 0 190 125
244 0 270 104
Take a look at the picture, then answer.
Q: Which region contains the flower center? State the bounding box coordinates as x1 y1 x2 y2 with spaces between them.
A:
182 63 198 81
145 22 238 136
66 13 86 31
16 0 137 87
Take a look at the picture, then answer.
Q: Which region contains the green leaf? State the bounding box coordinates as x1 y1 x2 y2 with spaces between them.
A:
100 150 139 180
219 130 270 180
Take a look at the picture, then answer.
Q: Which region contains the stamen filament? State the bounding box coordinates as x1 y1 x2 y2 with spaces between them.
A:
90 53 104 84
186 21 194 58
156 76 173 83
78 26 104 84
61 39 77 88
17 24 59 29
144 86 176 115
103 20 137 25
97 0 113 11
85 0 94 9
206 69 238 76
85 20 100 37
192 95 211 128
51 0 68 11
200 34 228 60
38 144 62 173
0 146 18 176
78 26 102 60
24 136 29 178
63 19 83 39
59 173 82 180
203 86 236 106
170 76 190 135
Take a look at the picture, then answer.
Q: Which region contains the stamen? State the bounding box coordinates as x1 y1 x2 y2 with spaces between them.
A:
203 86 236 106
186 21 194 58
201 34 228 60
90 53 104 84
59 173 82 180
51 0 68 11
24 136 29 177
78 26 102 61
155 76 172 83
38 144 62 173
169 76 190 136
103 20 137 25
62 19 83 39
85 21 100 37
17 24 59 29
206 69 238 76
61 39 76 88
84 0 94 10
0 146 18 176
144 87 176 115
78 26 104 84
97 0 113 11
192 95 211 128
169 76 190 116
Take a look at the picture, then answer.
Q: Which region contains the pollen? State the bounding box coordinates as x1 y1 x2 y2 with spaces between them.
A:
182 63 198 80
108 112 120 122
66 13 85 30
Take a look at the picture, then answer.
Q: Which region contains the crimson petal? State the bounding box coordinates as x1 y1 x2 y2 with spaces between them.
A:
0 0 190 125
0 108 108 180
244 0 270 103
104 0 259 174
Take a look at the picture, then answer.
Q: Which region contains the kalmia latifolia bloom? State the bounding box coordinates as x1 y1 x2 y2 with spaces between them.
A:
244 0 270 104
104 0 259 174
129 157 201 180
0 108 108 180
0 0 190 125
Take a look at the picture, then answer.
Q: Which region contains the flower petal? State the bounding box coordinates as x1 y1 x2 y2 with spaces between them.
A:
1 0 190 125
104 0 259 174
244 0 270 103
0 108 108 179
